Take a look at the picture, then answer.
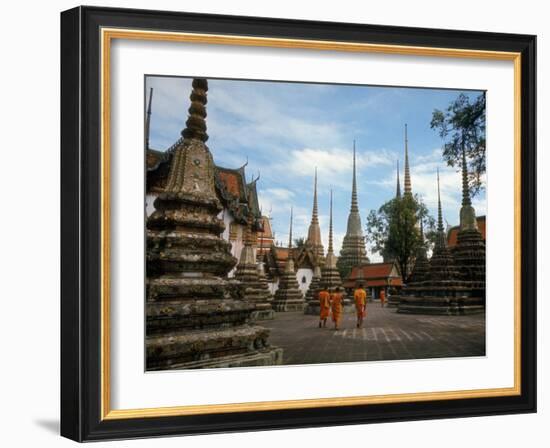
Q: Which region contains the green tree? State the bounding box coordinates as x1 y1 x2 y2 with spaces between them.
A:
293 237 305 249
366 194 435 282
431 93 486 196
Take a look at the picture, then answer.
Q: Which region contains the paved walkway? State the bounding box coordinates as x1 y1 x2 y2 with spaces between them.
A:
262 305 485 366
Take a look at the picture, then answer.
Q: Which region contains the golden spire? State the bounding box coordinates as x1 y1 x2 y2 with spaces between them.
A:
404 124 412 196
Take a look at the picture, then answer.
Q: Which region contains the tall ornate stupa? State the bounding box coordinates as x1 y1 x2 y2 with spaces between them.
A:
408 218 430 285
403 124 413 197
306 168 325 259
256 222 273 305
234 208 274 320
398 170 482 315
321 191 344 292
395 159 401 198
337 142 369 278
452 146 486 298
271 208 305 312
146 79 282 370
304 265 322 315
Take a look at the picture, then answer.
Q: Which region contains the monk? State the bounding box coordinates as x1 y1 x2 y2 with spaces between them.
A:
380 289 386 308
318 288 331 328
330 287 344 330
353 283 367 328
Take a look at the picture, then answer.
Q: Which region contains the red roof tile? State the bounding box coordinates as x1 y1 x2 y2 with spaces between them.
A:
217 171 241 197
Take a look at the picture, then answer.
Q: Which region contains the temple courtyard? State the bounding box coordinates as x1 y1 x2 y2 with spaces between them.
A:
262 306 485 366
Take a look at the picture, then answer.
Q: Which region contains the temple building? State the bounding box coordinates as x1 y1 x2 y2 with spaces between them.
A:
256 215 275 261
398 170 483 315
145 79 282 370
337 142 369 279
145 89 263 272
271 208 306 311
344 261 403 300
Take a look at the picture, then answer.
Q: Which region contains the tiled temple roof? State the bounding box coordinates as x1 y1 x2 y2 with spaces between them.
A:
146 147 261 226
344 262 403 288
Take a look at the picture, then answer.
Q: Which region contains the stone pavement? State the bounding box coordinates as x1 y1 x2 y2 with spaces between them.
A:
262 304 485 366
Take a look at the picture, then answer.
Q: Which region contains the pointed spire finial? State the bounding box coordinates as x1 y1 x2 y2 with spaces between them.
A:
396 159 401 198
350 140 359 212
461 144 472 207
328 190 334 254
288 206 293 250
182 78 209 142
404 124 412 196
145 87 153 150
311 167 319 225
436 168 446 247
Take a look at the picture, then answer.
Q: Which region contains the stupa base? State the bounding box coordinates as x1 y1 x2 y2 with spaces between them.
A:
386 296 401 308
304 302 320 315
250 308 275 320
153 347 283 371
272 302 305 312
397 295 484 315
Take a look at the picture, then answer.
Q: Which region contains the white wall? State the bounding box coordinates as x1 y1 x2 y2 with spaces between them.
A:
296 268 313 295
1 1 546 447
145 193 157 217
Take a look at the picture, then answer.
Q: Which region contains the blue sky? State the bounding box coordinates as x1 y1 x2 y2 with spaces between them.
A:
146 76 486 261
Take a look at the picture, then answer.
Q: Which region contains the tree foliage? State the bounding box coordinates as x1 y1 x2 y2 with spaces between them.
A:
293 237 305 249
431 93 486 196
366 194 435 282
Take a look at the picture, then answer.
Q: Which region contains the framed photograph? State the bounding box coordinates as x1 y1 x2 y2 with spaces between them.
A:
60 6 536 442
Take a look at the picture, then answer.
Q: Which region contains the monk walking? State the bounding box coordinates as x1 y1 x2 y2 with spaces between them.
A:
380 289 386 308
318 287 331 328
353 283 367 328
330 287 344 330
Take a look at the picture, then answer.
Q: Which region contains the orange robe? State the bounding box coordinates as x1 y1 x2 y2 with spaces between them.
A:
353 288 367 318
380 289 386 305
330 293 344 324
318 291 331 319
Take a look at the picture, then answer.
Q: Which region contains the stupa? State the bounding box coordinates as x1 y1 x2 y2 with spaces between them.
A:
403 124 413 197
146 79 282 370
395 159 401 198
304 265 322 315
321 191 351 309
337 142 369 278
408 218 430 285
271 208 305 311
398 170 481 315
389 218 429 308
234 212 274 320
452 146 486 299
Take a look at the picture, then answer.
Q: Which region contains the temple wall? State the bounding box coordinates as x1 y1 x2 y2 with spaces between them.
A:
146 193 157 217
268 279 279 295
220 211 248 277
296 268 313 295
